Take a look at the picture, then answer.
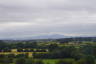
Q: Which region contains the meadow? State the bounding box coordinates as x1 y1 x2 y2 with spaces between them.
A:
0 37 96 64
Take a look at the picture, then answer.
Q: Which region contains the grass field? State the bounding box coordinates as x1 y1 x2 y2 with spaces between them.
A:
43 59 59 64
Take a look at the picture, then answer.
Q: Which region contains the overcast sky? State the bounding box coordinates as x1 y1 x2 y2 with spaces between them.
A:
0 0 96 39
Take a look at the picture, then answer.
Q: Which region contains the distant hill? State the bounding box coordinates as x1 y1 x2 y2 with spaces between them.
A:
1 34 67 40
30 34 68 39
2 36 96 43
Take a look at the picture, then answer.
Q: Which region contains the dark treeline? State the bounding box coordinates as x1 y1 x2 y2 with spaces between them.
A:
0 40 47 52
56 37 96 43
33 43 96 59
2 37 96 44
0 40 39 48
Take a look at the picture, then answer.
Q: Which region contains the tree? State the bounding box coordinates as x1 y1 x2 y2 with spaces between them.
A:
16 58 26 64
77 55 95 64
48 44 59 51
17 48 23 52
15 54 27 58
0 40 8 49
3 58 13 64
80 44 94 55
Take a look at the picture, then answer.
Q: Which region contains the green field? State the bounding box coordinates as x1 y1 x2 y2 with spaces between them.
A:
43 59 59 64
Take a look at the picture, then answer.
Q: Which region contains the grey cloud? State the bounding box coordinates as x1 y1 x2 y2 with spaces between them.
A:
0 0 96 39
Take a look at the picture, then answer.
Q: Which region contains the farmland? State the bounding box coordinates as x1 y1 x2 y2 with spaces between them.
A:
0 37 96 64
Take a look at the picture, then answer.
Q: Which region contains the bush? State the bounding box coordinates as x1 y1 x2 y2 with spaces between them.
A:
25 59 43 64
4 58 13 64
57 59 75 64
17 48 23 52
77 55 95 64
35 60 44 64
0 58 4 63
0 58 13 64
15 54 28 58
7 54 15 58
33 53 50 59
15 58 26 64
25 59 33 64
0 54 5 58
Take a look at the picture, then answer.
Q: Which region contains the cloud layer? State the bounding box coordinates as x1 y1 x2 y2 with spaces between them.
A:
0 0 96 39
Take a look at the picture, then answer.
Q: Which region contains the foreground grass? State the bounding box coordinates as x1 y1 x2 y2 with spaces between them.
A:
42 59 59 64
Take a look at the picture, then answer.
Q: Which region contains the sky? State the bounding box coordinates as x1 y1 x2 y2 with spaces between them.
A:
0 0 96 39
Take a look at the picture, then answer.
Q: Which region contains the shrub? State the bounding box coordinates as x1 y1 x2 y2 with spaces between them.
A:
35 60 44 64
7 54 15 58
25 59 33 64
56 59 75 64
15 54 28 58
15 58 26 64
77 55 95 64
4 58 13 64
